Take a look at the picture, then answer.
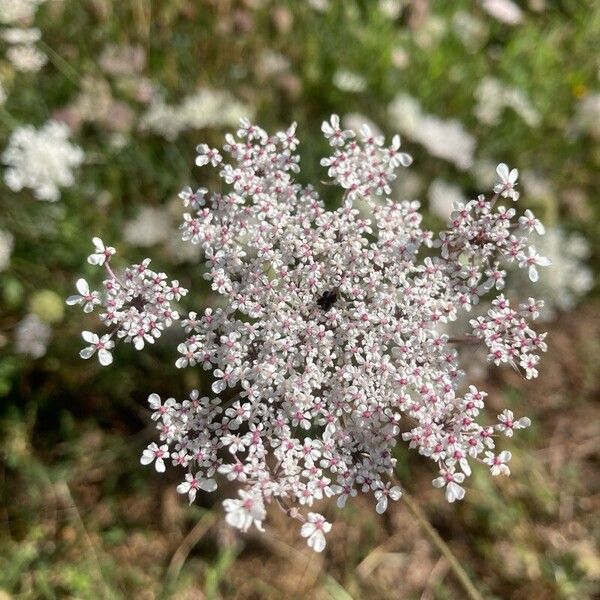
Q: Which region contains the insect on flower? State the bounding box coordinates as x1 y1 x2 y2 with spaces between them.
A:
316 289 338 311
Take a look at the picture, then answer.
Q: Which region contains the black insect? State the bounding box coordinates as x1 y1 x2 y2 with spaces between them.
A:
316 290 338 311
130 295 147 311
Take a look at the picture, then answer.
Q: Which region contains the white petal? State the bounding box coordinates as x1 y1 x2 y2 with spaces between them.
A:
98 349 113 366
300 522 316 538
76 278 89 295
81 331 97 344
140 451 154 465
148 393 161 409
200 479 217 492
155 458 165 473
66 295 82 306
92 237 104 251
398 153 413 167
79 346 95 360
528 266 539 282
308 531 326 552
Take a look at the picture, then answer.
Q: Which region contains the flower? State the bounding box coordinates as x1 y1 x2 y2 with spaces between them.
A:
432 470 466 503
518 247 552 282
177 473 217 503
15 313 50 358
519 209 545 235
87 237 115 266
66 278 100 313
123 206 172 248
496 410 531 437
71 239 187 361
389 94 476 170
321 114 354 146
494 162 520 201
484 450 512 476
482 0 523 25
70 117 548 550
6 43 47 72
195 144 222 167
140 442 170 472
2 120 84 201
139 88 253 141
0 0 44 24
374 483 403 514
79 331 114 366
300 512 332 552
223 490 266 532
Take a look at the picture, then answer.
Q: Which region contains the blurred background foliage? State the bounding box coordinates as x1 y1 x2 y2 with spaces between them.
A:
0 1 598 598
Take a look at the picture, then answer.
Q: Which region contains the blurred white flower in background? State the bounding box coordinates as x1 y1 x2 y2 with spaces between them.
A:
6 43 46 72
2 27 47 72
140 88 253 141
389 93 476 169
333 69 367 93
98 43 146 76
123 206 171 248
471 159 499 189
308 0 329 12
572 93 600 139
475 77 540 127
1 26 40 44
256 49 290 77
2 120 84 201
428 179 467 221
15 313 51 358
0 0 44 24
0 228 14 271
481 0 523 25
452 11 488 51
378 0 402 20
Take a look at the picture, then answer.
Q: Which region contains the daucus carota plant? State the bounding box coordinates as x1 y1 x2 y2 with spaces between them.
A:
67 116 549 552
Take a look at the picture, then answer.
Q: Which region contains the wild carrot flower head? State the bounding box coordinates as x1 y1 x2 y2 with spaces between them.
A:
68 116 550 552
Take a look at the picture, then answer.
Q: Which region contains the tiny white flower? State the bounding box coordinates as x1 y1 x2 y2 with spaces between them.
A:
374 483 403 514
66 278 100 313
87 237 116 266
300 512 331 552
176 472 218 503
432 471 466 503
140 442 170 472
484 450 512 476
494 162 520 201
79 331 114 366
223 490 266 532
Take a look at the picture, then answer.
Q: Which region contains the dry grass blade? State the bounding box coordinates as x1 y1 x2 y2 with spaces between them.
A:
164 511 216 590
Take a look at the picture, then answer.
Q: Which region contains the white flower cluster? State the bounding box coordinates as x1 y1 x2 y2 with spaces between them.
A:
69 117 550 552
2 26 47 72
0 0 44 24
67 237 187 365
139 88 253 141
15 313 51 358
474 77 540 127
388 94 476 170
2 120 84 201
